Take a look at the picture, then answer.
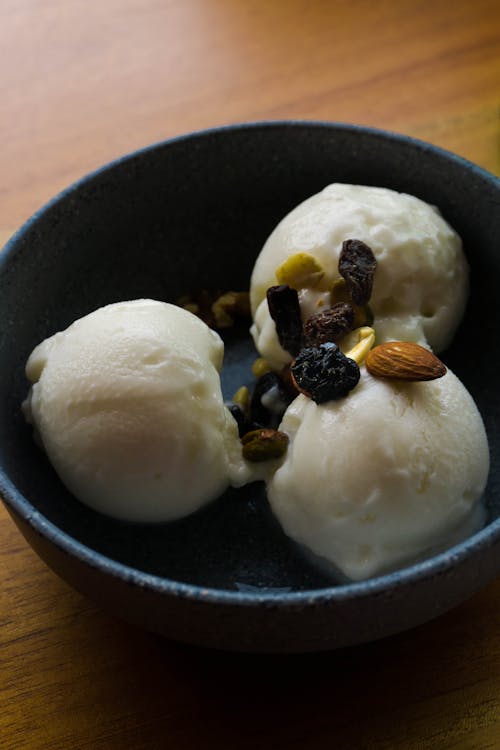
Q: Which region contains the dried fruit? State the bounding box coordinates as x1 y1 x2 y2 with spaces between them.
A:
343 326 376 365
266 285 303 356
291 343 360 403
366 342 447 381
275 252 325 289
241 428 289 462
303 302 355 347
330 278 373 328
250 371 295 429
338 239 377 306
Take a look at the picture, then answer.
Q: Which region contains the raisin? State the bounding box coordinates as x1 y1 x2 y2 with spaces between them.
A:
338 239 377 306
249 371 295 429
266 285 303 356
303 302 355 347
291 342 360 403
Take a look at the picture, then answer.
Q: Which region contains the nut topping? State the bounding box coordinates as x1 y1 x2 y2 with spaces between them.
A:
212 291 251 328
241 428 289 462
178 290 250 329
343 326 376 365
275 252 326 289
251 357 272 378
232 385 250 412
366 342 447 381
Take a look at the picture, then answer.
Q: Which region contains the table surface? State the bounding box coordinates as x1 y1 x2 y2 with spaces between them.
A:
1 1 499 748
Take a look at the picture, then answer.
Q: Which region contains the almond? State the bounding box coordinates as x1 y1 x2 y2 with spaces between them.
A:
365 342 447 381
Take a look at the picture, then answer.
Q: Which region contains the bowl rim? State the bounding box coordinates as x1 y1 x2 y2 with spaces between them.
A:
1 119 500 607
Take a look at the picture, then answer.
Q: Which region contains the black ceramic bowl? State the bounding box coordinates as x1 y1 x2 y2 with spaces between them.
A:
1 122 499 653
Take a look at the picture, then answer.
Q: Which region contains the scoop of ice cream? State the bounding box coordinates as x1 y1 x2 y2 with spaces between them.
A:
250 184 468 370
23 299 244 522
267 370 489 580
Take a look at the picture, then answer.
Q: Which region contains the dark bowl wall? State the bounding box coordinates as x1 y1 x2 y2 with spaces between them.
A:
6 505 500 653
1 122 499 651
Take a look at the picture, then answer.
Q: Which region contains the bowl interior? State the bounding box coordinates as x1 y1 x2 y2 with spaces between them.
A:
1 122 499 593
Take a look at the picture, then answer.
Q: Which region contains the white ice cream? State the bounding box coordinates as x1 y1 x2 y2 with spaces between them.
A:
250 184 468 370
267 370 489 580
23 299 246 522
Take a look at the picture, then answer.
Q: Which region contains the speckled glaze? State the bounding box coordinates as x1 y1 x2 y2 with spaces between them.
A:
1 122 499 652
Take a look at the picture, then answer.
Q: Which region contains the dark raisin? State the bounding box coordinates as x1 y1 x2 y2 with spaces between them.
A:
250 371 295 429
303 302 355 347
291 343 360 403
338 239 377 306
266 285 303 356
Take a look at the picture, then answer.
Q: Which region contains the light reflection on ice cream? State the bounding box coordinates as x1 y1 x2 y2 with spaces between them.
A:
23 299 247 522
250 183 468 371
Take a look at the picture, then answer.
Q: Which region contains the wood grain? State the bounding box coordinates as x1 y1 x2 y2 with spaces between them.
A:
1 0 499 228
1 1 499 748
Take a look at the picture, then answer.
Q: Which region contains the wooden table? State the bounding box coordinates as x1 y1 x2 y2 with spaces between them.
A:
1 2 499 747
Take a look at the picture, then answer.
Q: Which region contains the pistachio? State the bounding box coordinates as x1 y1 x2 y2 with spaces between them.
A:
178 290 250 329
241 428 289 462
211 303 233 328
251 357 272 378
233 385 250 413
275 252 326 289
183 302 199 316
212 291 251 328
177 289 218 328
330 277 351 305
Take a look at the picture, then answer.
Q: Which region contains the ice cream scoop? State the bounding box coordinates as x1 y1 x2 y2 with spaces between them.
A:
267 369 489 580
250 183 468 370
23 299 245 522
